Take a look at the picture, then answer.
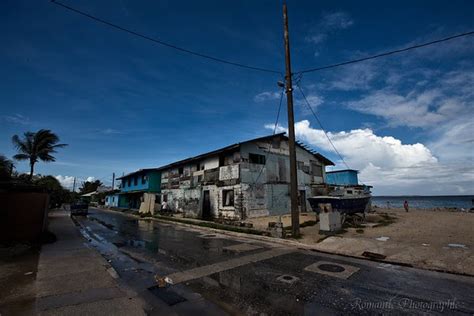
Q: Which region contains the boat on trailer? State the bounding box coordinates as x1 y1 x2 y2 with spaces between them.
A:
308 185 372 215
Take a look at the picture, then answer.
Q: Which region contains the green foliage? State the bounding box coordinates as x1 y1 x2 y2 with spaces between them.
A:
33 175 74 208
11 129 67 180
0 154 14 180
79 180 103 195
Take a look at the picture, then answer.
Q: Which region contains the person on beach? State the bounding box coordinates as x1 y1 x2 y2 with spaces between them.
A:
404 200 409 212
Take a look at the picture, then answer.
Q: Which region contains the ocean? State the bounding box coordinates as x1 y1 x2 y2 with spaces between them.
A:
372 195 474 209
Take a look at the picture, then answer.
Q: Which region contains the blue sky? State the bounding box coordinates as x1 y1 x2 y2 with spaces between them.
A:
1 0 473 195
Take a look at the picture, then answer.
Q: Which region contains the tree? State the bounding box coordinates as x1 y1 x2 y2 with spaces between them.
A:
0 154 14 180
79 180 103 194
34 175 73 208
12 129 68 180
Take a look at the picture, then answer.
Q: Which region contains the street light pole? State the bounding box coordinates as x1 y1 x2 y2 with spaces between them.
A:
283 3 300 237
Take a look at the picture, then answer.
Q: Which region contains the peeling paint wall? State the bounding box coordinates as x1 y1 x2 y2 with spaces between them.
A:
158 137 328 220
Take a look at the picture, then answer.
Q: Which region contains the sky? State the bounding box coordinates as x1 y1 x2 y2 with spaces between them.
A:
1 0 473 195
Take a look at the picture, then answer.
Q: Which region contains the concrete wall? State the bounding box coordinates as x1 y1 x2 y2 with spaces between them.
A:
157 137 329 220
0 192 49 242
239 139 325 217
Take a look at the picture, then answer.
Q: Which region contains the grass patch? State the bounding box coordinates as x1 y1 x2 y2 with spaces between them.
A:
283 220 318 231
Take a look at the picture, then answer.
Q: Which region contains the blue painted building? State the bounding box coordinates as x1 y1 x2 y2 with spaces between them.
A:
325 169 359 186
105 193 120 207
115 168 162 209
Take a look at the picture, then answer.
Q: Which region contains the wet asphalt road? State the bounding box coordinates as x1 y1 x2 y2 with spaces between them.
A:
74 208 474 315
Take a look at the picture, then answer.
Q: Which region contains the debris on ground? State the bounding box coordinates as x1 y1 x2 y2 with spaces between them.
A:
447 243 468 249
362 251 387 260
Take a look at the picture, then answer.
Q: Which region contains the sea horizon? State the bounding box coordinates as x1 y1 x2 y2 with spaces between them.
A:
371 195 473 209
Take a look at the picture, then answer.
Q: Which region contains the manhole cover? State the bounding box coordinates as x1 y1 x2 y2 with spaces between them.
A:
276 274 300 284
148 285 186 306
318 264 345 273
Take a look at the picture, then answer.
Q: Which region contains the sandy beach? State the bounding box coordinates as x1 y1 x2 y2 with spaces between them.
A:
245 207 474 275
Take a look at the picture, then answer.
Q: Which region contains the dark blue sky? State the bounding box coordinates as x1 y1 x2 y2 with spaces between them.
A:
1 0 473 194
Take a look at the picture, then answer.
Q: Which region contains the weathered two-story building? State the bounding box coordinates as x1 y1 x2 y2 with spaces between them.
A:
157 133 333 220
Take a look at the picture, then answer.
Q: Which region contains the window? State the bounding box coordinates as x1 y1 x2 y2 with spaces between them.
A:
134 176 138 186
156 194 161 204
311 162 323 177
127 178 131 187
163 194 168 202
223 189 234 207
347 190 353 194
249 153 266 165
297 161 304 170
178 167 184 175
142 175 147 184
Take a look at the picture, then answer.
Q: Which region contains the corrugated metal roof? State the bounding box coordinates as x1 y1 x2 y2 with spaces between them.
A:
116 168 160 180
118 133 334 177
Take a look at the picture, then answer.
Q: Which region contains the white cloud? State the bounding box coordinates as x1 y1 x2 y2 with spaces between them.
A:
55 175 75 189
326 62 377 91
2 114 30 125
101 128 122 135
86 176 96 182
345 68 473 127
306 12 354 46
295 93 324 114
254 91 281 103
265 120 473 195
320 12 354 29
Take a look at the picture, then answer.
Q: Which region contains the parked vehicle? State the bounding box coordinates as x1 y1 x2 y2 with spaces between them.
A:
70 198 89 216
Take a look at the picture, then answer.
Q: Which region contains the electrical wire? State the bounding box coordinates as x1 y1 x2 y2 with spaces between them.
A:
251 87 285 187
296 31 474 74
295 81 351 170
51 0 282 75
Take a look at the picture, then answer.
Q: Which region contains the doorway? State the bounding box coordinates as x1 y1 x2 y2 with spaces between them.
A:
299 190 307 212
202 190 212 220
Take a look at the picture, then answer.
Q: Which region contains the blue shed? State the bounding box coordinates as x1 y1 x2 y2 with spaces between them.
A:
105 193 120 207
325 169 359 185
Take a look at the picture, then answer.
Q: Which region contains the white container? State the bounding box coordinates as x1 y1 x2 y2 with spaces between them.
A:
319 211 341 232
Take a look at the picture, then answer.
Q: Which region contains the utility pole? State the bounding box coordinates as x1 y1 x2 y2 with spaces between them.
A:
112 172 115 190
283 3 300 237
72 177 76 193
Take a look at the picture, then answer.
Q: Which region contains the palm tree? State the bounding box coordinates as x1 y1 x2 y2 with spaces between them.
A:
12 129 68 180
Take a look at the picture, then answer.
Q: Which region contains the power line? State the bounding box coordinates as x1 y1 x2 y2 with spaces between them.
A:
251 87 285 187
295 81 351 170
51 0 282 75
297 30 474 74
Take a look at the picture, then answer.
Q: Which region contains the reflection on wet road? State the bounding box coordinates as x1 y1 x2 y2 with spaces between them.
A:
75 208 474 315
